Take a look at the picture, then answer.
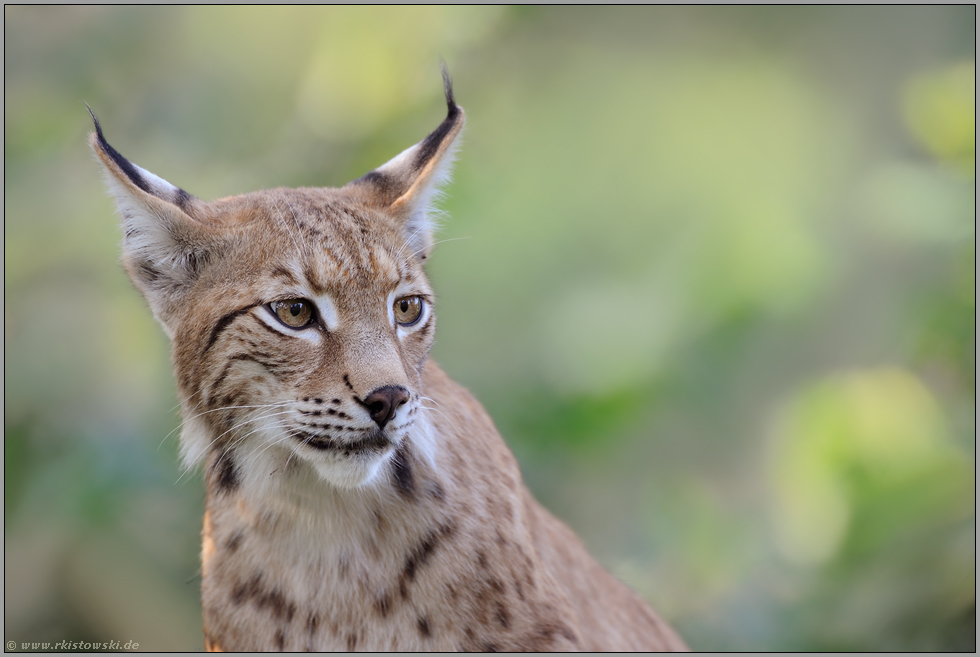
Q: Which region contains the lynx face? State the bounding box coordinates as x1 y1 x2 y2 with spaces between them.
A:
91 75 462 492
178 189 439 491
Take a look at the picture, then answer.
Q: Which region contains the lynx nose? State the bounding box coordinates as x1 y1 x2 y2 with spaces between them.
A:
363 385 410 429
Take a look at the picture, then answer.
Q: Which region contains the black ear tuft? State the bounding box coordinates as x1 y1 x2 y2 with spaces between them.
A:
85 103 103 141
343 67 465 260
440 60 458 119
86 104 152 194
414 65 462 173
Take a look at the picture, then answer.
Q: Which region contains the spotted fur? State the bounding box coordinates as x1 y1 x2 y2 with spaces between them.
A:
92 70 688 652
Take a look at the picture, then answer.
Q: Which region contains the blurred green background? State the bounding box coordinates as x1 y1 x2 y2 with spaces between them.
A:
4 6 975 651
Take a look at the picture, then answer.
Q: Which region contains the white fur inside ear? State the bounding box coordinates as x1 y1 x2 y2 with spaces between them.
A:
376 131 462 259
402 135 461 258
105 176 182 267
99 163 210 334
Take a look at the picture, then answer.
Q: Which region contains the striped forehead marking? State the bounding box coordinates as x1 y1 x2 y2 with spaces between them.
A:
263 193 420 294
298 244 407 296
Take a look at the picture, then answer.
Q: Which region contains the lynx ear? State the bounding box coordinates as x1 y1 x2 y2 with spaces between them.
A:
348 68 465 260
89 109 215 333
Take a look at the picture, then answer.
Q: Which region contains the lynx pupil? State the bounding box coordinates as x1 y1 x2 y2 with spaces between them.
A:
394 296 423 326
273 299 313 328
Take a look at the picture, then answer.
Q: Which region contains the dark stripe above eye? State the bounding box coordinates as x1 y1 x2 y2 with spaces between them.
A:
271 266 299 285
203 306 254 354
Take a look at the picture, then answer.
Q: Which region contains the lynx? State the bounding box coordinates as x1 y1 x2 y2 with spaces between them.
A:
91 71 688 652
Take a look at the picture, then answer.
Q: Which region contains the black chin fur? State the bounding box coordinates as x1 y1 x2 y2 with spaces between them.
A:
292 429 392 456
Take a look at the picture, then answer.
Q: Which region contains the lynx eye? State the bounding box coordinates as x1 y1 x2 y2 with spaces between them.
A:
271 299 315 329
393 296 424 326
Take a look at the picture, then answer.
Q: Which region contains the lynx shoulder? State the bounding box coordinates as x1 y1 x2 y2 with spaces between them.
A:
91 71 688 652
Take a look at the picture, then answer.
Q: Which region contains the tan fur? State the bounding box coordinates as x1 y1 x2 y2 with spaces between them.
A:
91 75 687 652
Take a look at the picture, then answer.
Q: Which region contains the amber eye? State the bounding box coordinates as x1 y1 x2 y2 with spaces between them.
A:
272 299 314 329
393 296 424 326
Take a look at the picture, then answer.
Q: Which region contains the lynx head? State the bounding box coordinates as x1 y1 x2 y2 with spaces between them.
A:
91 72 464 494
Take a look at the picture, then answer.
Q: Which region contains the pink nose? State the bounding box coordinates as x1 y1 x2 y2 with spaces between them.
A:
363 386 410 429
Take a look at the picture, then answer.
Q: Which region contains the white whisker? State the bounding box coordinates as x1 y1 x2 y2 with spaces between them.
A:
273 194 306 262
283 197 312 255
421 406 458 434
174 409 297 485
395 225 428 259
159 401 294 451
409 236 470 260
